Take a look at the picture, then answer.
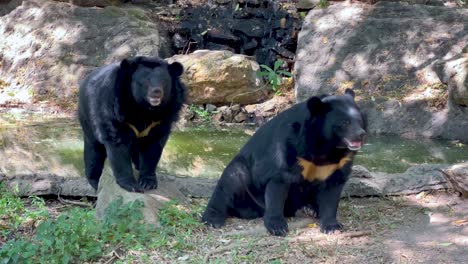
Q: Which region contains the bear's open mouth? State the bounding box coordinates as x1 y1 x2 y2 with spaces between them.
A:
344 139 362 151
148 96 162 106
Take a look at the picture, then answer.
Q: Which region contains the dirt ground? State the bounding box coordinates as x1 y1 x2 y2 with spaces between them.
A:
190 190 467 264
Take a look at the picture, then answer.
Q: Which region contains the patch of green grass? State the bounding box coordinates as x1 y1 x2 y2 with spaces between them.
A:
0 187 204 264
0 184 48 237
318 0 330 8
189 104 212 122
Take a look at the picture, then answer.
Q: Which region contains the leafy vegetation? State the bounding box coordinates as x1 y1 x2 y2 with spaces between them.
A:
257 59 293 95
0 184 203 264
318 0 330 8
189 104 212 122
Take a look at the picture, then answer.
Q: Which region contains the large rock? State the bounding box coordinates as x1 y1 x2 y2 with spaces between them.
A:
0 0 170 107
1 164 451 199
343 164 449 197
95 168 188 225
167 50 268 104
295 2 468 142
442 55 468 106
440 162 468 198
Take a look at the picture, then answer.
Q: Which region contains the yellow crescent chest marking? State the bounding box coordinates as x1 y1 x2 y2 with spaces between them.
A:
126 121 161 138
297 154 353 182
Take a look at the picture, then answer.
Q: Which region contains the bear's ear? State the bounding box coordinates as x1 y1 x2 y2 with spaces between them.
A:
120 57 139 72
306 96 327 114
168 62 184 77
344 88 355 99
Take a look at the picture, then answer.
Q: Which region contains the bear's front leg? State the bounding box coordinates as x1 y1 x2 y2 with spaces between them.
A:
105 143 143 193
316 182 345 234
263 180 290 236
138 133 169 190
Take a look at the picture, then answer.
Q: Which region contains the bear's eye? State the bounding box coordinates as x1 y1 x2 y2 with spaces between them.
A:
342 120 350 126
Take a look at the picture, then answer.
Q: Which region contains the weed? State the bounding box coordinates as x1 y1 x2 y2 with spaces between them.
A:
257 59 293 95
0 190 206 264
189 104 211 122
318 0 329 8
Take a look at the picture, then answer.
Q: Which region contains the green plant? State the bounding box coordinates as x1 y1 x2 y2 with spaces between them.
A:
157 201 204 251
0 207 102 264
0 184 25 231
101 198 156 248
0 197 157 264
189 104 211 122
318 0 329 8
257 59 293 95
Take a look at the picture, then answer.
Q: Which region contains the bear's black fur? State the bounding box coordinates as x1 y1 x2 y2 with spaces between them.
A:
202 89 366 236
78 56 185 192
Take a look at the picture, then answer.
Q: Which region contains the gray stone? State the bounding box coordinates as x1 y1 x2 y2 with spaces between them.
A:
95 168 188 225
0 0 170 106
231 104 241 114
297 0 319 10
440 162 468 198
343 164 449 197
55 0 119 7
205 104 217 113
1 163 452 200
443 55 467 106
222 108 234 122
244 104 257 114
234 112 247 123
295 2 468 142
215 0 232 4
212 112 224 122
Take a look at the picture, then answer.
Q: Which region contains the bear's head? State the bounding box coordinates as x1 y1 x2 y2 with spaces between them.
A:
120 56 184 109
306 89 367 151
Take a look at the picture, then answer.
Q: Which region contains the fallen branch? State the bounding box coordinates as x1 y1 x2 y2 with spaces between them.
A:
57 188 93 208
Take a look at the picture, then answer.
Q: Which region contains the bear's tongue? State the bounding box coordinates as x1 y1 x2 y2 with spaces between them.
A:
345 139 362 151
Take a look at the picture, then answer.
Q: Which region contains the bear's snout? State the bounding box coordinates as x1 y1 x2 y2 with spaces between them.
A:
147 88 164 106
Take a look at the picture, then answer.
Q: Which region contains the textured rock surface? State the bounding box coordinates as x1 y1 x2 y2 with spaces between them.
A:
1 164 451 199
95 168 188 225
0 0 170 106
440 162 468 198
295 2 468 142
167 50 267 104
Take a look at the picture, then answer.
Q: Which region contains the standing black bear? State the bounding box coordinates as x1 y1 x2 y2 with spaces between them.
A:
78 56 185 192
202 89 366 236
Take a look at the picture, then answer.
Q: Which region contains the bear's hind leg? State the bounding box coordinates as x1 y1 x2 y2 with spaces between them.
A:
202 157 252 228
84 138 107 190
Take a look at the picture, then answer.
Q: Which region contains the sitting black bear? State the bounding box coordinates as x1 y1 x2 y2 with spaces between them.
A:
202 89 366 236
78 56 185 192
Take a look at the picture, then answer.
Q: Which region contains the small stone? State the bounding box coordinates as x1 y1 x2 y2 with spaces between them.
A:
297 0 319 11
262 100 277 112
223 108 234 122
234 112 247 123
231 104 241 114
441 163 468 198
205 104 217 113
215 0 232 4
212 112 224 122
244 104 257 114
218 106 229 112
